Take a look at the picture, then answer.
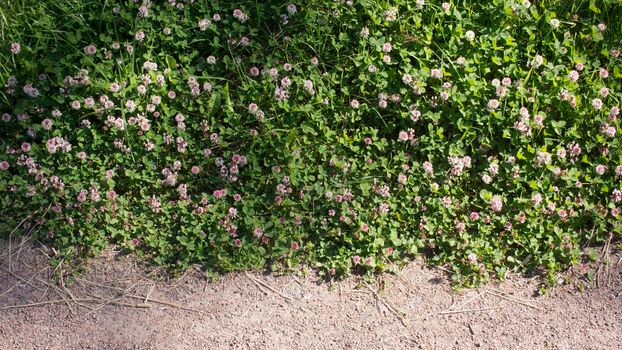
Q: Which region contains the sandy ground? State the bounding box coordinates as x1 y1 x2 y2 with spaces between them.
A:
0 237 620 350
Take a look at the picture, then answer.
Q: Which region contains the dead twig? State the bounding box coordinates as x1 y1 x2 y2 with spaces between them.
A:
364 282 407 327
91 294 153 309
0 284 18 299
0 298 151 311
0 267 46 293
60 277 83 313
123 294 200 312
414 306 501 320
76 278 200 312
434 265 454 275
116 291 197 312
338 282 344 312
468 323 476 336
245 273 293 301
87 292 151 309
605 234 613 287
595 234 613 288
36 276 74 310
5 204 52 269
484 290 544 311
3 215 32 245
87 289 135 312
144 284 155 304
581 227 597 249
342 289 372 295
6 236 32 268
0 298 99 311
450 292 482 311
82 277 143 313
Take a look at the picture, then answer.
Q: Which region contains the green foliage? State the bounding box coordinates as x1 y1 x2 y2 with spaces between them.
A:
1 0 621 285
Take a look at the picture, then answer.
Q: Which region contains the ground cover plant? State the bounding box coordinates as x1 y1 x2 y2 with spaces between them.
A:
1 0 621 285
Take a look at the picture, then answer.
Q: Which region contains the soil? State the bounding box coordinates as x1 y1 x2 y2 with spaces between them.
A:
1 237 620 350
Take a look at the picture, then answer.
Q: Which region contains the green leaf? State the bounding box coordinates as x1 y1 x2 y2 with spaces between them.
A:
165 55 177 69
206 91 221 118
551 120 566 135
359 183 370 196
286 129 298 145
301 124 317 136
589 0 601 13
479 189 491 201
517 148 526 160
67 31 81 44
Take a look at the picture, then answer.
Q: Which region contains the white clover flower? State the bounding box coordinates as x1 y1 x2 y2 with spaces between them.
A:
532 193 543 205
382 42 392 53
535 151 552 167
595 164 607 175
487 99 500 111
530 54 543 68
10 42 21 54
430 68 443 79
482 174 492 184
287 4 297 15
422 161 434 176
384 8 397 22
135 31 145 42
198 19 211 31
597 23 606 32
490 195 503 212
402 74 413 85
360 27 370 38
